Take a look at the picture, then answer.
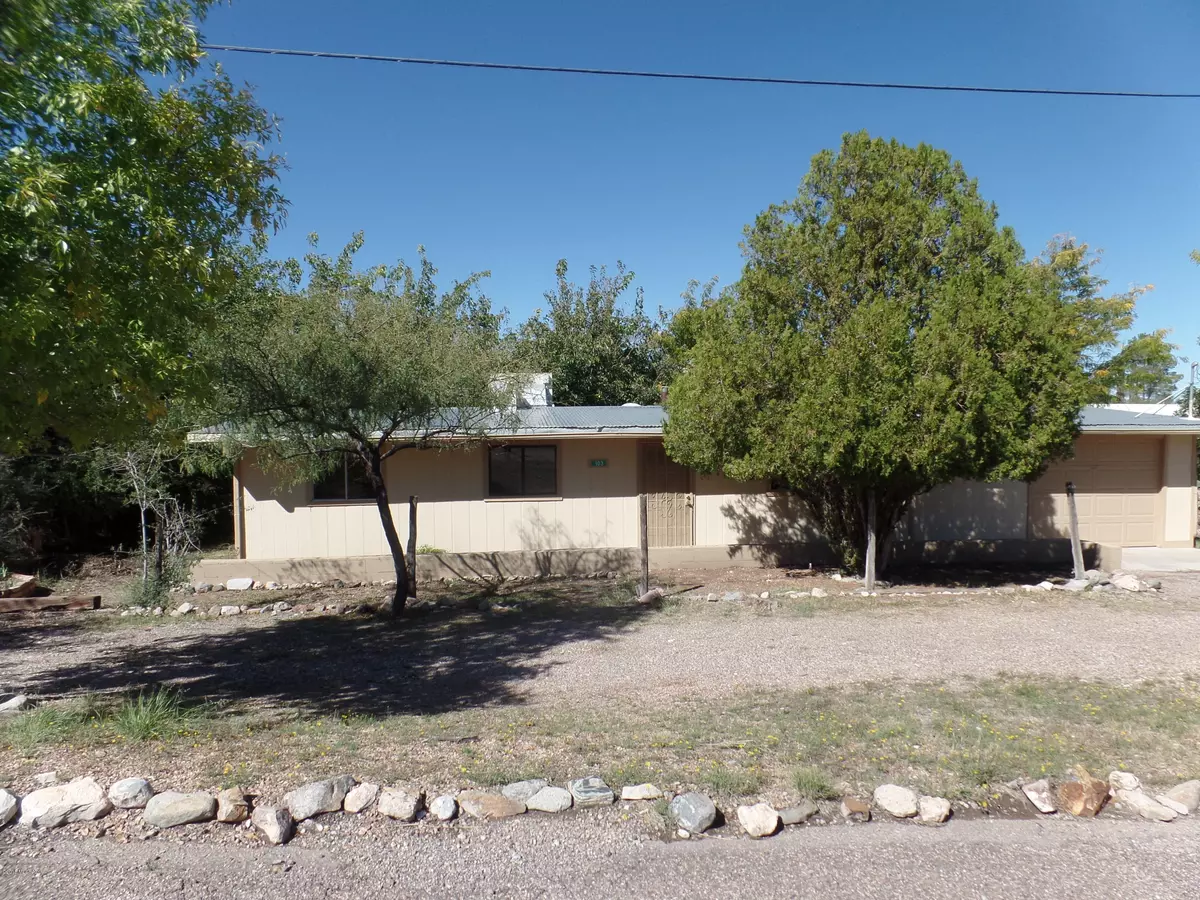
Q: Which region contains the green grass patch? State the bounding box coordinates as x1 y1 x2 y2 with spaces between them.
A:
792 766 839 800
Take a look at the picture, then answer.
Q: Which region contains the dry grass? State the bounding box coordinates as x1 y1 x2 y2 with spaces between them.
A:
6 675 1199 802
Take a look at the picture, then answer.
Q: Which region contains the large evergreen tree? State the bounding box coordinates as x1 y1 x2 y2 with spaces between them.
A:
664 133 1091 579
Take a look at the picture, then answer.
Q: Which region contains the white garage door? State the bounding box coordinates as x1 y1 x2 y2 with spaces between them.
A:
1029 436 1162 546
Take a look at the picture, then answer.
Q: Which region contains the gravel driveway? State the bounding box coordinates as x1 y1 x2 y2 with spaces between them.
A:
5 814 1200 900
2 573 1199 714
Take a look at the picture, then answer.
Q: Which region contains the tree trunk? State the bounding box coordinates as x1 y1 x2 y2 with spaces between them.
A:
864 489 877 592
152 511 165 584
362 445 407 615
407 495 418 599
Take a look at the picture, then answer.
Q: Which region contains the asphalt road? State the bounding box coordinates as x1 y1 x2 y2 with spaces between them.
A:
4 815 1198 899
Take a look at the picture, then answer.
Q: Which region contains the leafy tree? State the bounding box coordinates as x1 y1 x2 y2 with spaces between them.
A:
203 235 514 614
1033 238 1176 401
0 0 285 451
517 260 664 405
664 132 1090 581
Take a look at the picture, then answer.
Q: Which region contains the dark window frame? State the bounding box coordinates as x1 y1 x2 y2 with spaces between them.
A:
312 455 376 503
487 444 558 498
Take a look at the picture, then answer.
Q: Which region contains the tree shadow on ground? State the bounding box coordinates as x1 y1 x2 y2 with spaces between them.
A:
9 584 657 719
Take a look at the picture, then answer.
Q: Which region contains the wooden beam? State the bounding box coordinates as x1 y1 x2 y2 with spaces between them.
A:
0 595 101 614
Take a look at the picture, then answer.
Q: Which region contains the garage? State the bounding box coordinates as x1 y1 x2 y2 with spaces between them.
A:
1028 435 1161 546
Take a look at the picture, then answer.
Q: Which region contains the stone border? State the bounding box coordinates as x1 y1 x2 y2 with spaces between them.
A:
3 768 1195 846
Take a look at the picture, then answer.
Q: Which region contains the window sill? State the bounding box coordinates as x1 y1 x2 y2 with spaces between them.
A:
309 498 377 506
484 496 563 503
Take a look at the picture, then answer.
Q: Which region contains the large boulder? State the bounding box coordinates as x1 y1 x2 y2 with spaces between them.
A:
670 792 717 834
108 778 154 810
526 786 572 813
142 791 216 829
1021 779 1056 814
1164 780 1200 813
1058 775 1108 817
0 789 17 826
252 806 293 845
1114 789 1177 822
216 787 250 823
873 784 918 818
567 776 614 808
736 802 780 838
918 796 951 824
620 784 662 801
20 777 111 828
377 787 424 822
284 777 355 821
343 782 380 814
457 791 526 820
501 779 548 804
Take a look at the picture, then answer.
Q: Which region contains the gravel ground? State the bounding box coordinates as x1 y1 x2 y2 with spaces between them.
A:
4 814 1199 899
3 572 1199 709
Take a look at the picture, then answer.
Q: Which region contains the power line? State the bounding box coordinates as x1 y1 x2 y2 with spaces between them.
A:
199 43 1200 100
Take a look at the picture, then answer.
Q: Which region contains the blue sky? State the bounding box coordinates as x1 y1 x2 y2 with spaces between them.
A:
204 0 1200 380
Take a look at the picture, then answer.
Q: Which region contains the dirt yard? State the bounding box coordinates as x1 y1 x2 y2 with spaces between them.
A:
3 565 1200 812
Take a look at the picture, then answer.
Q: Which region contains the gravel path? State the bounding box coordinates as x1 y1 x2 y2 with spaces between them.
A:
3 573 1199 713
5 815 1200 899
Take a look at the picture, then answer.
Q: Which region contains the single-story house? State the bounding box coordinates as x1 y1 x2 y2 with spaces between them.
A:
191 403 1200 585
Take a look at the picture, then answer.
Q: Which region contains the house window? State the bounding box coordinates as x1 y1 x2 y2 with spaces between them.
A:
488 445 557 497
312 455 375 502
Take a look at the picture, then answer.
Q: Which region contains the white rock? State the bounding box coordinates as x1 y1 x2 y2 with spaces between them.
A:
377 787 423 822
219 605 241 616
1035 581 1055 590
429 795 458 821
1111 572 1144 592
526 786 572 813
759 591 770 599
285 777 354 821
501 779 548 803
225 577 253 591
142 791 216 828
620 783 663 801
1061 579 1089 592
0 694 29 713
216 787 250 823
736 802 780 838
1022 779 1056 813
343 782 379 814
252 805 293 845
176 603 195 615
1114 788 1176 822
20 777 112 827
918 796 951 824
1109 771 1141 792
107 777 154 809
32 772 57 787
1156 795 1190 816
873 784 918 818
1164 780 1200 813
0 789 17 826
810 588 828 598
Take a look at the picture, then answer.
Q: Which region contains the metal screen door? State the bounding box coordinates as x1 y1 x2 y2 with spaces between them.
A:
639 441 694 547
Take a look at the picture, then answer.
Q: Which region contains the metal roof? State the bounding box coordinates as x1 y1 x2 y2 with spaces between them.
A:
1078 406 1200 434
191 404 1200 442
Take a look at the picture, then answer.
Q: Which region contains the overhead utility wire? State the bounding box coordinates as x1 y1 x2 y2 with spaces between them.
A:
199 44 1200 100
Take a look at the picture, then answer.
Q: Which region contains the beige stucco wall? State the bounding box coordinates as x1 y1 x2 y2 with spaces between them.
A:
1161 434 1198 547
237 433 1197 561
240 439 641 559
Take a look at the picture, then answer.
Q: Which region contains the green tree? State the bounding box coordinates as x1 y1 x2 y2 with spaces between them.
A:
517 260 664 405
1 0 285 451
202 235 514 614
664 132 1090 581
1033 238 1176 401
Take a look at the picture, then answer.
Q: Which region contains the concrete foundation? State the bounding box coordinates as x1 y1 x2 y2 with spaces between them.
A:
191 539 1119 585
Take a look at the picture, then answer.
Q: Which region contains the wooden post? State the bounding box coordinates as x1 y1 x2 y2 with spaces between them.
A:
864 489 877 592
638 493 650 596
407 495 418 599
1066 481 1085 579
